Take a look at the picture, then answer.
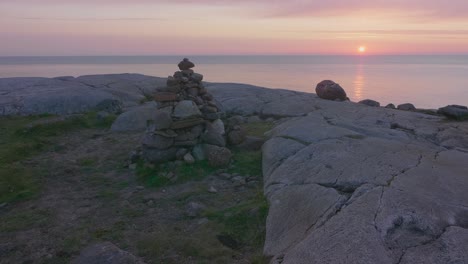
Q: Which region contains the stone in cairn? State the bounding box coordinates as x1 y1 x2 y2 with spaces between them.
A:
141 58 231 167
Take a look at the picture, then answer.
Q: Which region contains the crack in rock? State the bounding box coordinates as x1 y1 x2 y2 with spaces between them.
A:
395 225 463 264
77 81 99 89
390 123 416 135
386 154 423 186
277 136 310 146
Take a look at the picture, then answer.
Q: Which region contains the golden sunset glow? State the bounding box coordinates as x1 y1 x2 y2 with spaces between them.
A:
1 1 468 55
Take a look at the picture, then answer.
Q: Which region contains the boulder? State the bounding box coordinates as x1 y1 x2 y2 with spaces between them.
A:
209 119 226 135
315 80 347 101
111 102 158 132
227 127 247 145
141 133 174 150
176 148 188 160
359 99 380 107
142 148 178 164
203 144 232 167
227 115 246 127
201 130 226 147
192 144 206 161
438 105 468 120
178 58 195 71
191 73 204 82
183 153 195 164
152 110 173 130
385 103 396 109
70 242 145 264
398 103 416 111
172 100 202 119
185 202 206 217
237 136 265 151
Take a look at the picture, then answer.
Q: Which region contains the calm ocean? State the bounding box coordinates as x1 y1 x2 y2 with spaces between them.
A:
1 55 467 109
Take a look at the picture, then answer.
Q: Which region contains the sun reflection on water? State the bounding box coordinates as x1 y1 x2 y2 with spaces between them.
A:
353 63 365 101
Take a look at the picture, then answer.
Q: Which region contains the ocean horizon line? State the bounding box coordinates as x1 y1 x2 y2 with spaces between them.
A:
1 54 468 65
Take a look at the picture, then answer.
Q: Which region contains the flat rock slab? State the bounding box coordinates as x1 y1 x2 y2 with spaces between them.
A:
261 97 468 263
0 74 165 116
206 83 319 117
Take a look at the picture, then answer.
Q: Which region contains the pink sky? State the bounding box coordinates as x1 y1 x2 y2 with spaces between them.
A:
1 0 468 55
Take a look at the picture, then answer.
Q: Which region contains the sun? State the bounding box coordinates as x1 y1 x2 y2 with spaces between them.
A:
358 46 366 53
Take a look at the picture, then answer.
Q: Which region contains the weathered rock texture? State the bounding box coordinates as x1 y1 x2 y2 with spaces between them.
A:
0 74 166 115
206 83 320 117
204 82 468 263
260 96 468 264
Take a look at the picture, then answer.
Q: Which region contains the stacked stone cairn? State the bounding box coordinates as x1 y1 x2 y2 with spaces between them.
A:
141 58 232 167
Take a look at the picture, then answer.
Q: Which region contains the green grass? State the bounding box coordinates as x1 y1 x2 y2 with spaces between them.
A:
0 208 52 232
136 160 218 188
204 191 268 249
0 112 116 204
242 122 275 138
136 149 263 188
137 224 234 263
78 157 98 167
228 149 262 176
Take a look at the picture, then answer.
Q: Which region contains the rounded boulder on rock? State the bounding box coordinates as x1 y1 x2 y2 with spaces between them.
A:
203 144 232 167
359 99 380 107
385 103 396 109
398 103 416 111
315 80 348 101
438 105 468 120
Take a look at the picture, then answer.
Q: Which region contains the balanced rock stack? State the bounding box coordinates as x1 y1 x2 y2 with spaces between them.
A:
141 58 231 167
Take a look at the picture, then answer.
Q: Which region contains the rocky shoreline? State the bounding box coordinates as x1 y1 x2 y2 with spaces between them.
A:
1 71 468 263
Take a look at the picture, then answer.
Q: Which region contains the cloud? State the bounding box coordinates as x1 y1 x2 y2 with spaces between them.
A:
0 0 468 22
276 29 468 36
16 17 166 21
5 0 468 19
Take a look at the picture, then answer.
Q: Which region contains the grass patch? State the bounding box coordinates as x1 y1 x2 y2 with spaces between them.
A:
242 121 274 138
0 208 52 232
0 112 116 204
137 224 234 263
205 191 268 249
0 165 40 203
136 160 218 188
228 149 262 176
77 157 98 167
136 148 263 188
